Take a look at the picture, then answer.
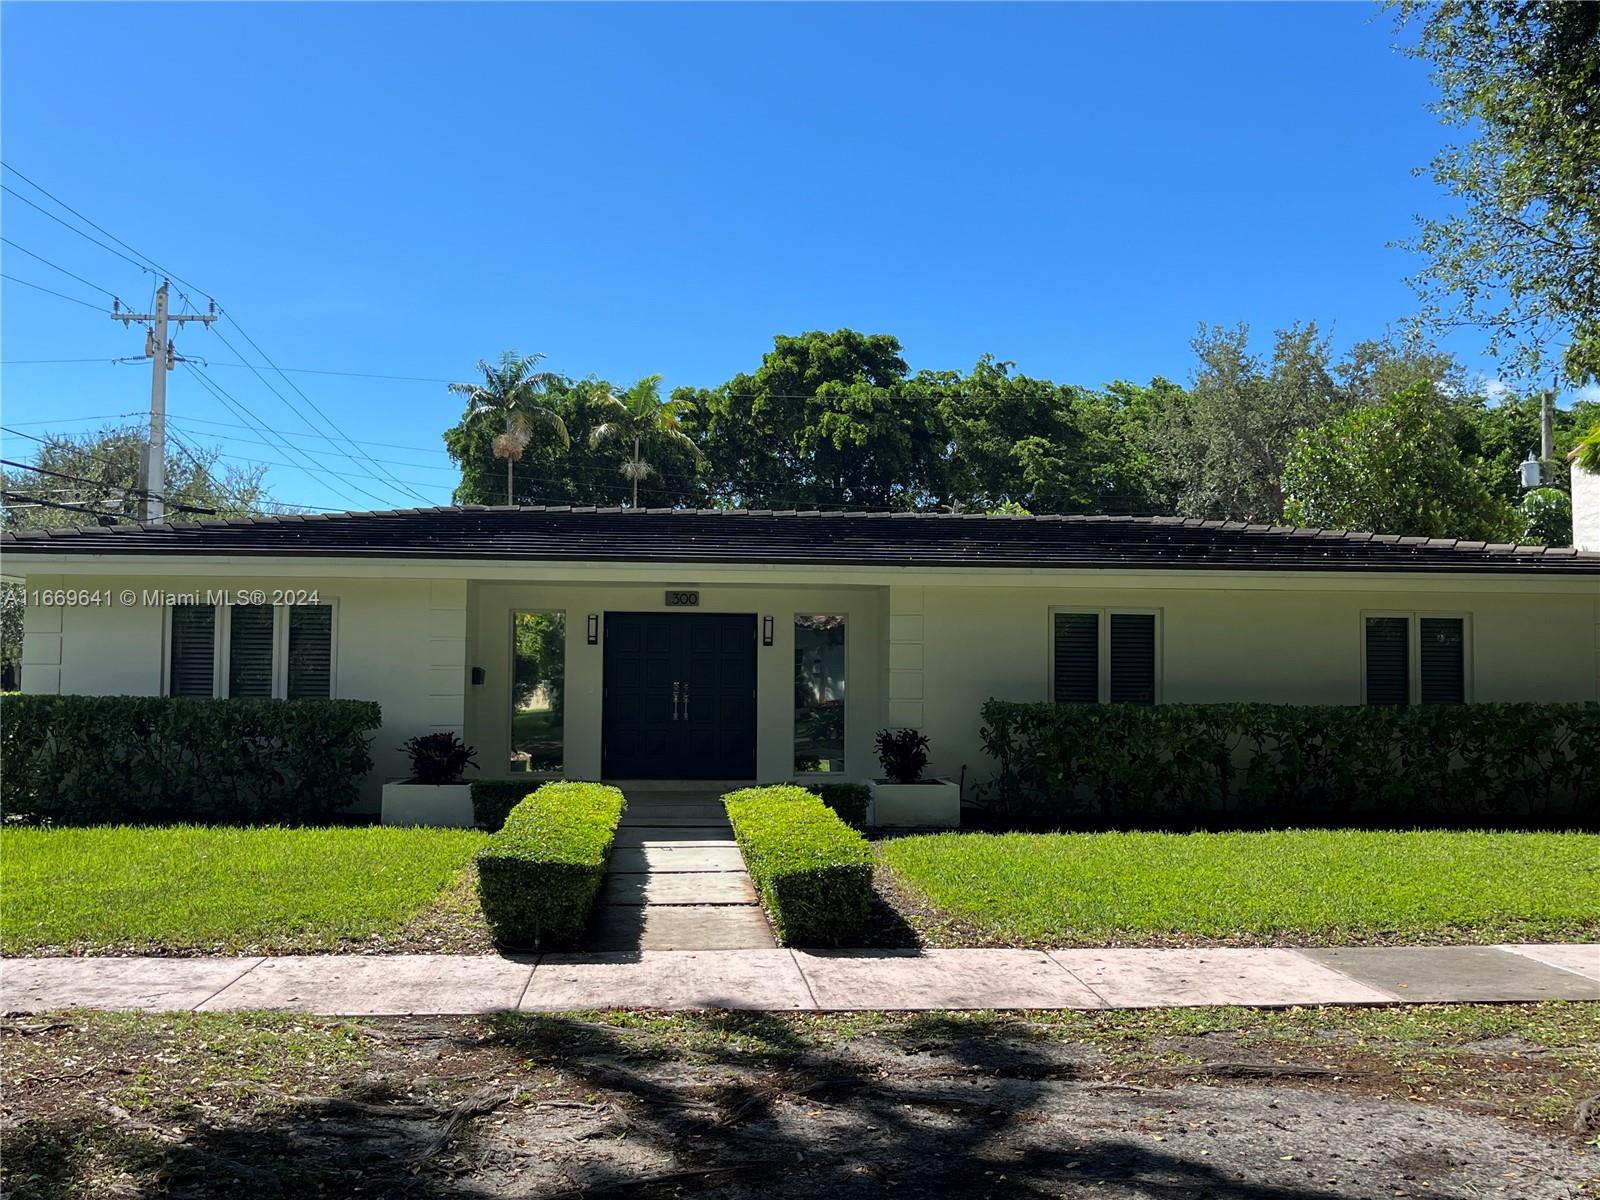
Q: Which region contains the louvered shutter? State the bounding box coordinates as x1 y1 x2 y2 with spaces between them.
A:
1419 617 1465 704
168 606 216 697
1364 616 1409 706
1109 613 1156 705
287 605 333 699
228 605 275 698
1053 612 1099 703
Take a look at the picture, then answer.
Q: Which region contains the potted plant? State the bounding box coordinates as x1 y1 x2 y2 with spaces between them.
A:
868 728 961 827
381 732 479 827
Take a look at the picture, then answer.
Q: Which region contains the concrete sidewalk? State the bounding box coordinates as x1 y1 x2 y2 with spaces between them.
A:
3 943 1595 1015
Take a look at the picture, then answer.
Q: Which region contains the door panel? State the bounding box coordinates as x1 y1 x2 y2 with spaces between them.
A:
603 613 756 780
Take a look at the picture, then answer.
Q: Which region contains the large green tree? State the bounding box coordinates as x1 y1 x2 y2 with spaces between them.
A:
1162 323 1342 522
1395 0 1600 384
675 330 946 509
1281 384 1517 539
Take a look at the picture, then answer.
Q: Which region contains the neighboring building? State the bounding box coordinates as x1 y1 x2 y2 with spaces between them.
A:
4 506 1598 810
1573 447 1600 553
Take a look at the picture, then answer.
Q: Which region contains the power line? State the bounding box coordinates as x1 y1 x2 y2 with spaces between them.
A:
163 418 457 476
202 318 434 504
0 489 122 521
0 183 159 279
3 162 430 507
0 357 455 383
0 238 123 300
179 361 395 511
1 272 104 310
0 425 144 473
2 164 199 293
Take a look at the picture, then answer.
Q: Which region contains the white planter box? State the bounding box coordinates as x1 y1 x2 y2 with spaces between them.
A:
381 780 476 828
868 779 961 828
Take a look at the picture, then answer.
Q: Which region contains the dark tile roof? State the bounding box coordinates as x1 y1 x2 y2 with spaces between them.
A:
4 505 1597 573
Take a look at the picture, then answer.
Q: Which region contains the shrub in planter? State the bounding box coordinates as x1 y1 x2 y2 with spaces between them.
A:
400 732 478 784
475 781 626 948
723 785 873 945
875 728 930 783
0 694 381 825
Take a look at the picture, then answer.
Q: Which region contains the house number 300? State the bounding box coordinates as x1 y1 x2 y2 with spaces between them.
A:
665 590 700 607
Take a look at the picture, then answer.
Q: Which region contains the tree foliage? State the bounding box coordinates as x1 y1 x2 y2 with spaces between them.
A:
1282 384 1516 540
588 375 703 508
1395 0 1600 383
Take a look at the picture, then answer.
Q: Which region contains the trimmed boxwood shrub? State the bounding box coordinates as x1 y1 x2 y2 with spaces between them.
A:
791 781 871 828
0 694 381 825
724 785 873 946
475 781 625 948
471 780 540 832
980 700 1600 832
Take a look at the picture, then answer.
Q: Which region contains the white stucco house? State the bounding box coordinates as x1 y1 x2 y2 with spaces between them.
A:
4 506 1598 813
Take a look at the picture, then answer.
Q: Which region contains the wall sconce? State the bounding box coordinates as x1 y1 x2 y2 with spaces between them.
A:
762 615 774 646
586 613 600 645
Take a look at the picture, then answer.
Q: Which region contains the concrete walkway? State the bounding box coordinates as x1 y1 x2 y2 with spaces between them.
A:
3 944 1594 1016
582 790 775 951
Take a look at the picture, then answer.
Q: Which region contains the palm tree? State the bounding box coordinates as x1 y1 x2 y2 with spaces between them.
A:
449 351 570 505
589 375 703 507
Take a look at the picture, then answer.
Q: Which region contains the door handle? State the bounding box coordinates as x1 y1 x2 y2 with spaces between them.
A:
682 682 690 721
672 681 681 721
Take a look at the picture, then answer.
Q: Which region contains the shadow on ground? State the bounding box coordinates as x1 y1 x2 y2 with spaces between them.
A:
4 1010 1589 1199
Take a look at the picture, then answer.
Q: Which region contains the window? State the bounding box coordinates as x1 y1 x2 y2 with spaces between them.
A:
167 603 335 699
228 605 275 698
1051 609 1159 705
287 605 334 699
511 611 565 773
168 605 217 698
795 615 845 773
1362 614 1467 705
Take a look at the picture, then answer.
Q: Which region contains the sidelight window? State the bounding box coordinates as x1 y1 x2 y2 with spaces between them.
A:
794 614 845 773
511 611 565 773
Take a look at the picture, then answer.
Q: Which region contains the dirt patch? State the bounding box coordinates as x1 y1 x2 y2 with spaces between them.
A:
4 1006 1596 1199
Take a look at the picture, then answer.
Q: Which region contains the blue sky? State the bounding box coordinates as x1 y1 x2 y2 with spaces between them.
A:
0 2 1561 513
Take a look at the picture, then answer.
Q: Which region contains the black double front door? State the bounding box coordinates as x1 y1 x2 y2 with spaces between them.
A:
602 612 757 780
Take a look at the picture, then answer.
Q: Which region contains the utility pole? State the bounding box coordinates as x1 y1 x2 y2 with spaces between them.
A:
1540 383 1556 466
111 281 216 521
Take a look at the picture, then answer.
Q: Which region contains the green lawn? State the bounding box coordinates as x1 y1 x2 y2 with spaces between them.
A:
879 829 1600 946
0 825 487 955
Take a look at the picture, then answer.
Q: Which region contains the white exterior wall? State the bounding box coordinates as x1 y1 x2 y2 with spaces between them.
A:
1574 458 1600 552
17 574 461 811
11 557 1597 804
913 581 1600 784
467 581 884 783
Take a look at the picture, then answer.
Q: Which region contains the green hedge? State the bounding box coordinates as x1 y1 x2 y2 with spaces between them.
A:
475 781 626 948
793 780 871 828
724 785 873 946
0 694 381 825
471 780 540 832
980 700 1600 831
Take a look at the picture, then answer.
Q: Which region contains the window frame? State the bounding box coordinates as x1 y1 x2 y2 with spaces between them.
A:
1047 606 1162 705
793 612 848 776
1359 610 1471 706
507 608 568 775
163 602 338 699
